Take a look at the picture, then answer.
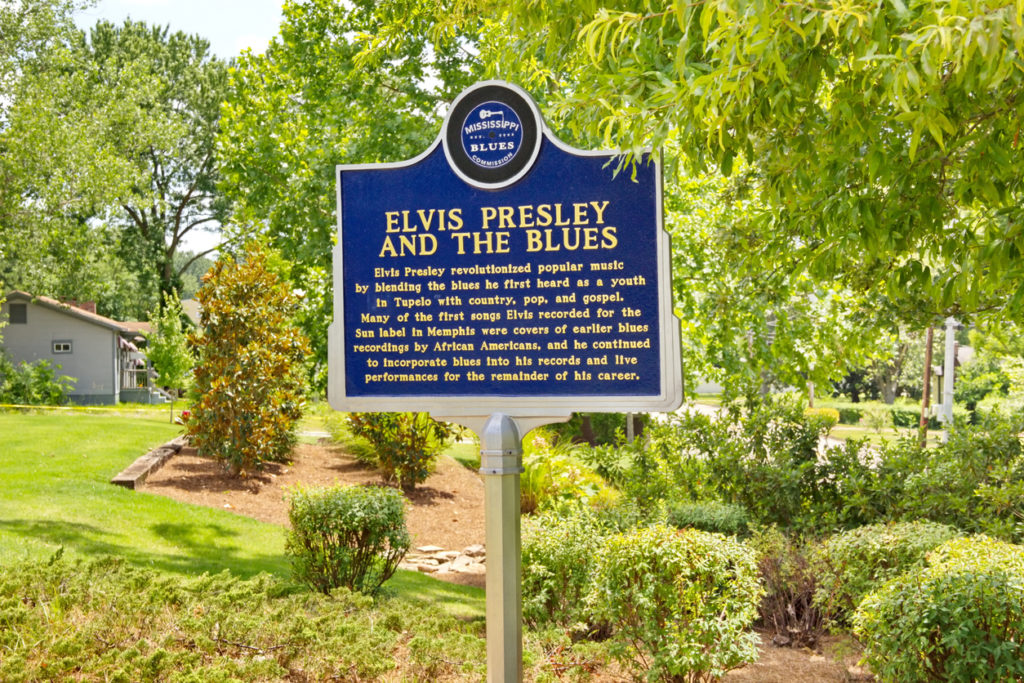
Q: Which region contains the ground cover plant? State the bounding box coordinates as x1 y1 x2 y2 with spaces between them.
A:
0 556 490 682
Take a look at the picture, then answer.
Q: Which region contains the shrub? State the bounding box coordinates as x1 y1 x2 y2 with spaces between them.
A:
836 406 863 425
521 507 606 631
678 397 847 532
187 244 309 475
854 536 1024 682
521 431 619 514
890 404 968 429
749 527 824 647
804 406 839 430
812 521 961 626
285 484 410 595
889 404 925 428
892 412 1024 541
666 500 749 537
0 355 75 405
588 525 762 682
345 412 454 491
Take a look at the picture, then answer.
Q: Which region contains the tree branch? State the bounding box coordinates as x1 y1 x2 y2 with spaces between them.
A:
174 244 222 279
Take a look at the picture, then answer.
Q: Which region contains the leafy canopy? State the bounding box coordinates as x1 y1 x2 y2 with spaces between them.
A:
366 0 1024 323
217 0 480 388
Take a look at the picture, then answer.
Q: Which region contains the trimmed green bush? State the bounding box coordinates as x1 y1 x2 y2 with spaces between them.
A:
836 406 863 425
346 412 454 491
666 500 749 537
854 536 1024 682
521 507 606 630
804 406 839 430
285 484 410 595
588 525 762 682
812 521 961 626
890 404 967 429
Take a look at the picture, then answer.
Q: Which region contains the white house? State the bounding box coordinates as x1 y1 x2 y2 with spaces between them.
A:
1 291 163 405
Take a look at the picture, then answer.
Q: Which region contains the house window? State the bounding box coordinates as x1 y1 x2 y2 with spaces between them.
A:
52 340 73 354
8 303 27 324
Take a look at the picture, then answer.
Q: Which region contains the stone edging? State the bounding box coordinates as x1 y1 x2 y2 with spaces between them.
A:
111 435 189 489
400 544 486 577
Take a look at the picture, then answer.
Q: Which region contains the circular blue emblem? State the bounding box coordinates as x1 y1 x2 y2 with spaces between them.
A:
460 101 524 169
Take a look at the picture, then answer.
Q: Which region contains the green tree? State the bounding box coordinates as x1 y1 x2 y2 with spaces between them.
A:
0 0 78 101
0 1 143 313
74 20 231 301
145 290 194 422
366 0 1024 324
217 0 479 387
187 243 310 476
669 172 888 401
1 16 229 320
246 0 898 400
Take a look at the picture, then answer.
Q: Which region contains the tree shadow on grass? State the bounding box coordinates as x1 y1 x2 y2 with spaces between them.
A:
0 518 289 578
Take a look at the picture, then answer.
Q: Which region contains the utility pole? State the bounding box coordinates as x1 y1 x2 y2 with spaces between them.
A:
940 318 957 442
919 327 933 446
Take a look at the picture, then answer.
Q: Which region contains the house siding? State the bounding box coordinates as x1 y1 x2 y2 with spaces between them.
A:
1 300 118 404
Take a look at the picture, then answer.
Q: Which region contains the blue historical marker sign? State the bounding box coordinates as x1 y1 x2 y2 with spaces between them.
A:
329 81 681 416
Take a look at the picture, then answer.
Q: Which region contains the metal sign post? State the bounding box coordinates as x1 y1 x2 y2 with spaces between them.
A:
480 413 524 682
328 80 682 682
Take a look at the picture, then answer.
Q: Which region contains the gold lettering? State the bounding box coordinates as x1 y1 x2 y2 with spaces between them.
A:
536 204 552 227
518 205 535 228
590 200 610 224
385 211 401 233
452 232 471 255
448 208 464 230
498 206 515 228
481 206 497 230
379 236 398 257
562 227 580 250
573 202 589 225
416 209 436 231
601 226 618 249
526 230 543 252
554 203 571 226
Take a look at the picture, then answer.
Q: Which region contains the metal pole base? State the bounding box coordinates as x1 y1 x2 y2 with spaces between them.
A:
480 413 523 683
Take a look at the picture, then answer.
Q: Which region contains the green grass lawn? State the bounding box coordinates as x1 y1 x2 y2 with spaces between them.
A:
828 424 945 447
0 410 484 618
446 440 481 470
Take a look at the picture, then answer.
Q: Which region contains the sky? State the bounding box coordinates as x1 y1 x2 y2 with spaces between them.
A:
74 0 284 61
73 0 286 254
